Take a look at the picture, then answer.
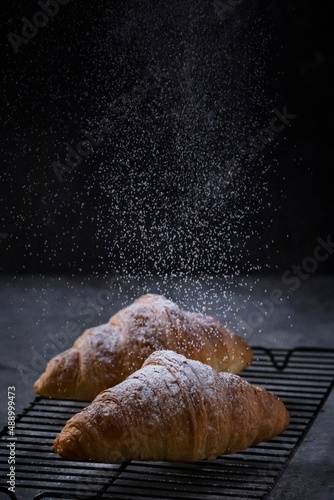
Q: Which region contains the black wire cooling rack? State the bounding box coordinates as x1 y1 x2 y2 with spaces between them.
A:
1 347 334 500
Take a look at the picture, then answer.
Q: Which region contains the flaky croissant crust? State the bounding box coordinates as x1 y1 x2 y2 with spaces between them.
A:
34 294 252 400
54 350 289 462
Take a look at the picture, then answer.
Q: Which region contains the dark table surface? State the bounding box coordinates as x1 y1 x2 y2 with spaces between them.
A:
0 274 333 499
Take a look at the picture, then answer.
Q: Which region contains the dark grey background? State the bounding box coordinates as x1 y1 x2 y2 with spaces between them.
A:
0 0 333 276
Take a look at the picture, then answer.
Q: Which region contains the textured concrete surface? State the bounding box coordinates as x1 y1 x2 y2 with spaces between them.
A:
269 388 334 500
0 274 333 499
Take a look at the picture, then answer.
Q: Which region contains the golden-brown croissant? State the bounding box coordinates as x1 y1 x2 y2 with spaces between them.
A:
54 350 289 462
34 294 252 400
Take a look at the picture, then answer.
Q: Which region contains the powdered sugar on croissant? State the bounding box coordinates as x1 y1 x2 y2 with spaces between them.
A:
54 350 289 462
34 294 252 400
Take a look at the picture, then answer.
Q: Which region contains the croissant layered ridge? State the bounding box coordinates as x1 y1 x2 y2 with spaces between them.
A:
54 350 289 462
34 294 253 400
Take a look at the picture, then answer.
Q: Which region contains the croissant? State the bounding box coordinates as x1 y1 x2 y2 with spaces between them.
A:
54 350 289 462
34 294 252 400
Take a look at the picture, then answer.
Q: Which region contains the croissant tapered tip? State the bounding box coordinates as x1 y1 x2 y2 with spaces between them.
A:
54 425 89 460
34 348 82 399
